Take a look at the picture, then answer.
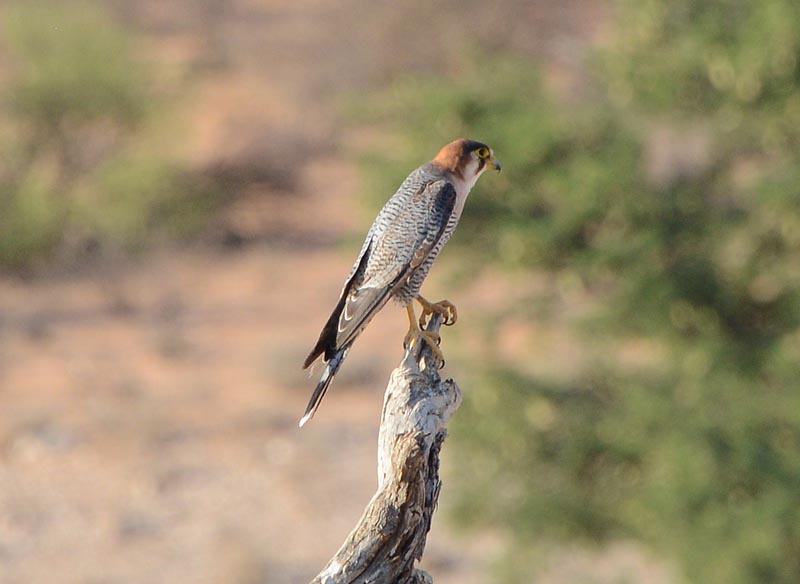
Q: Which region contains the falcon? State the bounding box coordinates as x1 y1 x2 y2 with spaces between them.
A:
300 138 501 426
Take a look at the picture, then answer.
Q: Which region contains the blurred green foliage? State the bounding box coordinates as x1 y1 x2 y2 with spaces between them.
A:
355 1 800 583
0 1 217 270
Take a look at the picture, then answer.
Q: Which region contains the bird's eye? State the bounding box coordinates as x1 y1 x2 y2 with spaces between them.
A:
475 147 490 159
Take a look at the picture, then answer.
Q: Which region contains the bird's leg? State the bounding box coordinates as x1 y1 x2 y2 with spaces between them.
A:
416 295 458 327
404 304 445 368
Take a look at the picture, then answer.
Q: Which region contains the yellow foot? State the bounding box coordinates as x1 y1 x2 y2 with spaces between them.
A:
404 304 446 368
416 295 458 327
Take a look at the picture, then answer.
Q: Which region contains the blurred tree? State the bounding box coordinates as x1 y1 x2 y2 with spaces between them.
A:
0 1 216 270
354 1 800 583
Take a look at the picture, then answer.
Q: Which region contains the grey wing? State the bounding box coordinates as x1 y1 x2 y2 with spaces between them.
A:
334 179 457 349
302 227 375 368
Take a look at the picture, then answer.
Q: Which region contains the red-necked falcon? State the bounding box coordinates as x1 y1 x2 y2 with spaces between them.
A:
300 138 501 426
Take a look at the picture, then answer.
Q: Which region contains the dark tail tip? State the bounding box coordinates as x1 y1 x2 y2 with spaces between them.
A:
299 349 347 427
299 376 329 427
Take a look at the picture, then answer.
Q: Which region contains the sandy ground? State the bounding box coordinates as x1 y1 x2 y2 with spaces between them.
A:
0 140 507 582
0 1 664 582
0 0 501 578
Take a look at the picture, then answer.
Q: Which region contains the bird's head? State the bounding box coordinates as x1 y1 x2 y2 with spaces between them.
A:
432 138 501 184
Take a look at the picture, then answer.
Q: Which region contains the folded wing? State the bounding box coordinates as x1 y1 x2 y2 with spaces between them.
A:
303 179 457 368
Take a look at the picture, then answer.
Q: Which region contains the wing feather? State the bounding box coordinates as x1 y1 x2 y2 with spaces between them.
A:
334 180 456 348
304 177 457 368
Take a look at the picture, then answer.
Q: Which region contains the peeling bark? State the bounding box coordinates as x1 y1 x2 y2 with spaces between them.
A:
311 314 461 584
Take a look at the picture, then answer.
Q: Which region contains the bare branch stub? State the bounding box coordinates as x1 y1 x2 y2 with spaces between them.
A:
311 313 461 584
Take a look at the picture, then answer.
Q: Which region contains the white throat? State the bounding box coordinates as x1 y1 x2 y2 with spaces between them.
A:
451 164 486 217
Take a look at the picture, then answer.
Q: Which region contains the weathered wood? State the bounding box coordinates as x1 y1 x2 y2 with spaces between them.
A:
311 313 461 584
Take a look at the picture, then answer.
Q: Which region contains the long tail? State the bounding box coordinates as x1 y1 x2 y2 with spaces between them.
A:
299 348 349 427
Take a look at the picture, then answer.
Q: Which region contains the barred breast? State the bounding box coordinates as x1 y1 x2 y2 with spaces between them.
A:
391 175 462 305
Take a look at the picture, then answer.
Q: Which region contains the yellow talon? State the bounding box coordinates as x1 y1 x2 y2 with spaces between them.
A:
416 295 458 327
404 304 446 368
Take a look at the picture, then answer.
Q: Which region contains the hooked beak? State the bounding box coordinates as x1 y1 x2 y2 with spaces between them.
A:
489 157 502 172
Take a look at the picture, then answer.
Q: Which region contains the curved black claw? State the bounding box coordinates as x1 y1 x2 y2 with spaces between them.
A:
418 299 458 328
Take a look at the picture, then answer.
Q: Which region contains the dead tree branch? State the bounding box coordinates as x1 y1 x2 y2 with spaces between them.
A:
311 313 461 584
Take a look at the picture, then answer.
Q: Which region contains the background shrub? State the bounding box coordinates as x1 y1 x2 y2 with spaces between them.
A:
354 1 800 583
